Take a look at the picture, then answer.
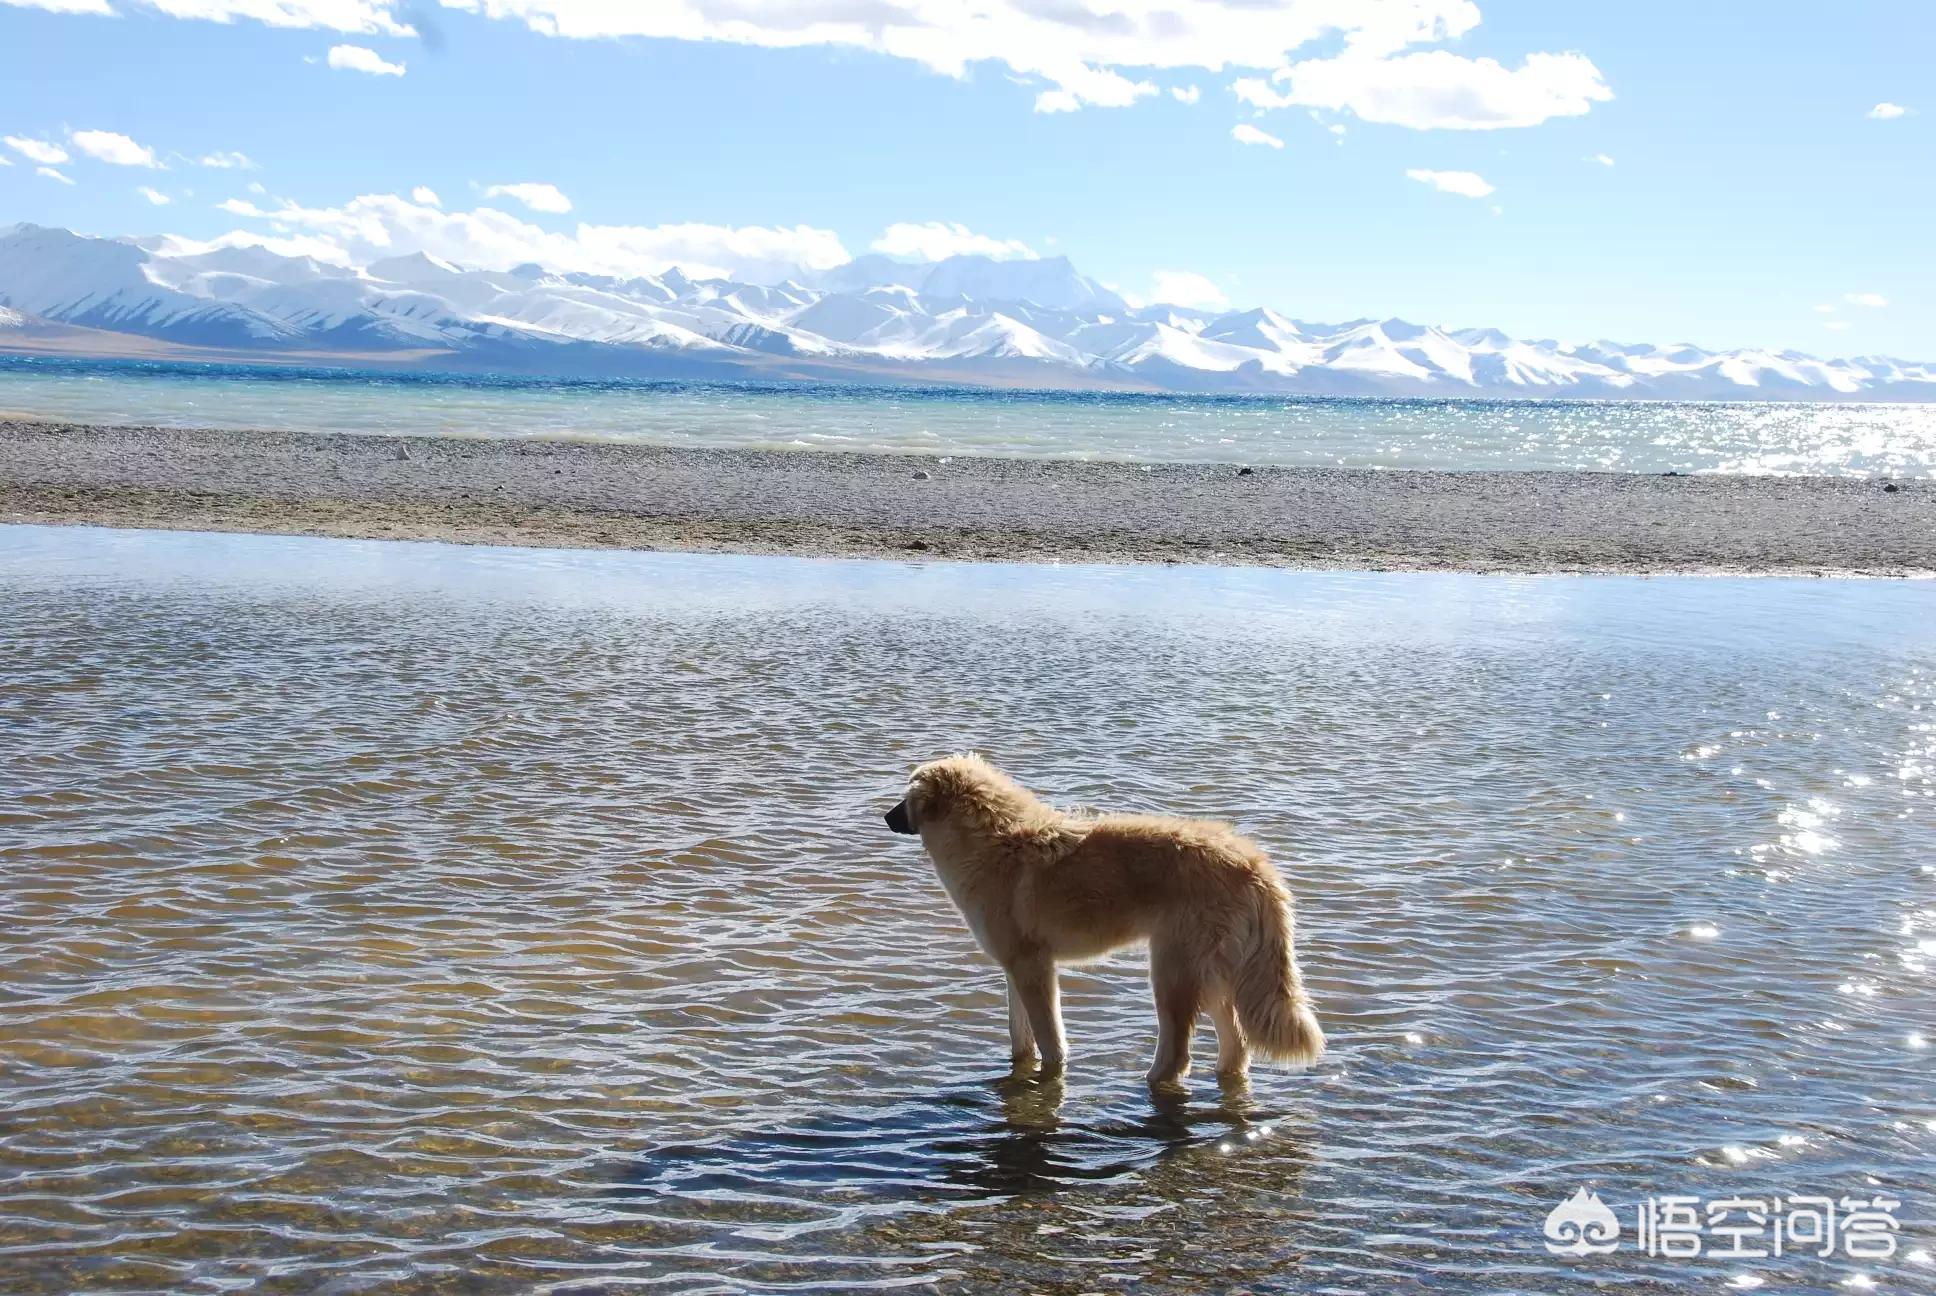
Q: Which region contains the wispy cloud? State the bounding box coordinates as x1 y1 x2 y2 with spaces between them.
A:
482 182 572 214
8 0 1608 127
70 128 161 167
1844 292 1888 307
137 185 170 205
1406 168 1495 198
9 0 410 34
1235 50 1611 130
1588 152 1615 166
5 135 69 165
1170 85 1200 105
1231 123 1284 149
326 44 406 77
1 0 115 12
1867 102 1907 120
36 165 76 185
203 188 851 282
871 221 1034 262
197 150 257 170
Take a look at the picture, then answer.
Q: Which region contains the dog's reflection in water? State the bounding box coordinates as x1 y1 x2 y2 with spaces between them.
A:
612 1068 1300 1205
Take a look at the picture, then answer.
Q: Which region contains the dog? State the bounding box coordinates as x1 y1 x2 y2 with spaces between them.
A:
884 754 1324 1086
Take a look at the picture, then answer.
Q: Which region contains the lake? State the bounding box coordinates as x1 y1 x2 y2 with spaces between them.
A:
0 525 1931 1293
3 355 1934 476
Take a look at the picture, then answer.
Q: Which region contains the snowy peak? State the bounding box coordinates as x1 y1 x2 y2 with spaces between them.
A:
917 254 1125 313
0 223 1930 399
1201 306 1305 353
807 252 1125 314
367 251 465 283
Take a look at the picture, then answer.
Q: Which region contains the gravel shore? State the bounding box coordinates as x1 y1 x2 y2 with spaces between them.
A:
2 418 1929 574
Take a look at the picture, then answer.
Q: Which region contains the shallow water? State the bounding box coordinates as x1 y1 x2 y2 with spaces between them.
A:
5 355 1935 476
1 526 1932 1294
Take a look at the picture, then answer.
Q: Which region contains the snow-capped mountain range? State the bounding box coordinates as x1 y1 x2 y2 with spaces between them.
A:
2 222 1931 400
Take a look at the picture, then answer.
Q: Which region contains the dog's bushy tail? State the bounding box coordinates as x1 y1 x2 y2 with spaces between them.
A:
1231 880 1326 1066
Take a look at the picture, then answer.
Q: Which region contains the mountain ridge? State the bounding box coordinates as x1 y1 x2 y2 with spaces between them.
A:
1 223 1931 400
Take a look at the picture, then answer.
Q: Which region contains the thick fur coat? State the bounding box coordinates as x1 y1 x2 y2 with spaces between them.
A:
886 754 1324 1086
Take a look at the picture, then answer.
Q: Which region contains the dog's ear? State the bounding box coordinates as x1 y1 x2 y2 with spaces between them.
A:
902 764 951 828
901 774 930 829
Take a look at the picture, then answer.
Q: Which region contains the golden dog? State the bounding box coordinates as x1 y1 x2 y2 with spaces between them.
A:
885 754 1324 1086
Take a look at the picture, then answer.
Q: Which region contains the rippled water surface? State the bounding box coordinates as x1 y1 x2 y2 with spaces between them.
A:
4 355 1935 475
2 526 1933 1294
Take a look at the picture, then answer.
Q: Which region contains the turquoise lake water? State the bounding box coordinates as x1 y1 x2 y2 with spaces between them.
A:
4 355 1934 475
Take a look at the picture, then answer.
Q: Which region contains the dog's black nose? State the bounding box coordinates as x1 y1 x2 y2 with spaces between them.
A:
885 799 913 835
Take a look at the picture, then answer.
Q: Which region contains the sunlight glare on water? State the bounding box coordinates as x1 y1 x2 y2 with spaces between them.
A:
3 356 1934 476
0 526 1932 1293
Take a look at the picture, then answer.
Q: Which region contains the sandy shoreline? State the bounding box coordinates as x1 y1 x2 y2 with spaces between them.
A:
2 418 1930 575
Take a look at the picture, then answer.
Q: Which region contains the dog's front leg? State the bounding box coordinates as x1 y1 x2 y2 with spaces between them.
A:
1007 954 1066 1072
1005 970 1039 1065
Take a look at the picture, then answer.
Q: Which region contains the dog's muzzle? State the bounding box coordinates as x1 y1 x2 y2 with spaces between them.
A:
884 799 914 835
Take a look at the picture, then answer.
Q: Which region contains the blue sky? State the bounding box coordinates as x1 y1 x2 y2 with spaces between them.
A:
1 0 1929 355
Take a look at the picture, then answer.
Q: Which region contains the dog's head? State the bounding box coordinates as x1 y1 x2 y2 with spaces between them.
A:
882 751 998 833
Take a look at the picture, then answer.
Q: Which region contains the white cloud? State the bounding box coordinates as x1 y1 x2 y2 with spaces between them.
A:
1171 85 1200 105
150 228 357 264
1813 304 1838 314
327 43 405 76
217 198 265 215
482 181 572 214
70 128 161 167
1844 292 1887 307
1589 152 1614 166
411 185 441 206
138 185 171 204
1867 103 1907 120
36 165 75 185
197 150 257 169
1406 167 1494 197
5 135 69 165
207 188 852 281
1231 123 1284 149
1824 320 1852 331
0 155 9 167
15 0 410 33
246 180 267 194
871 221 1034 262
439 0 1540 116
15 1 1604 124
1150 269 1228 310
1032 66 1157 114
1236 49 1610 130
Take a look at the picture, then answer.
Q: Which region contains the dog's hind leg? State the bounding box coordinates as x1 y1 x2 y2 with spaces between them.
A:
1005 970 1039 1065
1210 995 1249 1080
1147 942 1200 1088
